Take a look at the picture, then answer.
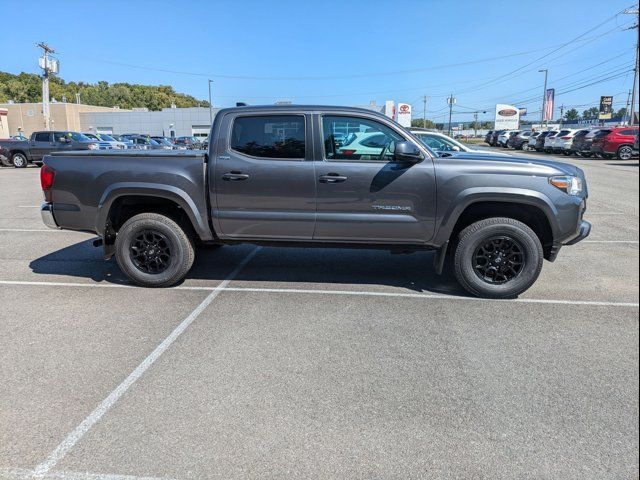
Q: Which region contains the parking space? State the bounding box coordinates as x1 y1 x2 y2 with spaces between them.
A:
0 156 638 479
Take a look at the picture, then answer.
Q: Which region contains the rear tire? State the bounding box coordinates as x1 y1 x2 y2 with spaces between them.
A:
115 213 195 287
11 152 28 168
453 217 543 299
617 145 633 160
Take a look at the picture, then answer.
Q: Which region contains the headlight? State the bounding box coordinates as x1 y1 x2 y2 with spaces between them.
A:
549 175 583 196
87 143 99 150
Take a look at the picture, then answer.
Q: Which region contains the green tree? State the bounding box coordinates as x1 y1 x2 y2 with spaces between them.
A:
564 108 580 121
411 119 436 129
582 107 599 120
0 71 209 110
615 107 627 119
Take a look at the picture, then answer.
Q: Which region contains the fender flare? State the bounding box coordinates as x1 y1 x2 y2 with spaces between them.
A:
432 187 560 246
95 182 213 240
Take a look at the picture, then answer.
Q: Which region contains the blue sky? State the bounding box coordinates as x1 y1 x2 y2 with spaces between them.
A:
1 0 637 122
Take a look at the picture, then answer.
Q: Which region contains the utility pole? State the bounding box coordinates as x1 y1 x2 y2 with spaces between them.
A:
624 8 638 125
208 79 214 125
473 111 478 138
422 95 428 128
624 89 632 124
447 94 455 136
37 42 57 131
559 104 564 127
538 69 548 129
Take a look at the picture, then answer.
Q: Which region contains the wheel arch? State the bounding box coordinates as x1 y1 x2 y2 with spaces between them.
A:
434 189 558 259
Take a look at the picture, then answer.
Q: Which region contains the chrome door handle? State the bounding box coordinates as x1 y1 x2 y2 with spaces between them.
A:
319 173 347 183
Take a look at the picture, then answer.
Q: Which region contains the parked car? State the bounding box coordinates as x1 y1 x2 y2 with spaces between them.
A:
532 131 556 152
543 131 559 152
0 131 99 168
83 132 128 150
573 129 601 157
507 130 535 150
484 130 494 144
40 104 591 299
550 129 578 154
174 136 203 149
590 126 639 160
151 136 179 149
489 130 505 146
633 133 639 155
121 135 170 150
497 130 518 147
503 131 520 148
409 130 511 157
0 144 10 167
566 130 592 156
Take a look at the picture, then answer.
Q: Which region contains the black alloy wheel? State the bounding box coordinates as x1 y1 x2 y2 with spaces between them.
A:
473 236 525 285
129 229 172 274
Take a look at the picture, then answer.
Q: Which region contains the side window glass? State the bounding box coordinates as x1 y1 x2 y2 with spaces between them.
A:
35 133 50 142
231 115 305 159
322 115 403 161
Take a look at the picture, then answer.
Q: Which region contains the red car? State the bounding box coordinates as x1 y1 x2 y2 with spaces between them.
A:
590 126 638 160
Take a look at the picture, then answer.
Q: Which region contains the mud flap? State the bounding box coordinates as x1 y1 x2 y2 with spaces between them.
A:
433 241 449 275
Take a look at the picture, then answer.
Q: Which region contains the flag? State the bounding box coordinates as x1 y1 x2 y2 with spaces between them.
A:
543 89 554 121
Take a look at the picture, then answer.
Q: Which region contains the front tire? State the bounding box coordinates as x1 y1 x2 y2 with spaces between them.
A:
115 213 195 287
11 152 28 168
453 217 543 299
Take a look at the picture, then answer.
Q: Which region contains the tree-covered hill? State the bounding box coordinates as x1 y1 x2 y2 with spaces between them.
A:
0 71 209 111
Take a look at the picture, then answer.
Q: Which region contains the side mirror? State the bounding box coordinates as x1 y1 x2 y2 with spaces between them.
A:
393 141 423 163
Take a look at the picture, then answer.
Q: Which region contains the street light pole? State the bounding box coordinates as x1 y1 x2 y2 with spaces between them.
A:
623 8 638 125
423 95 427 128
539 69 548 129
447 94 455 137
207 79 213 125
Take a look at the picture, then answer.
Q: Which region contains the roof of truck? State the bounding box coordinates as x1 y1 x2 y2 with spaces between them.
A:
217 104 387 116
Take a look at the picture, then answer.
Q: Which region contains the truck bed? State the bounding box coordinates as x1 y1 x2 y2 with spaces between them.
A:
44 149 213 240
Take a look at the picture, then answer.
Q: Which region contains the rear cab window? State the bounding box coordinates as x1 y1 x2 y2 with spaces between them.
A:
230 115 305 159
34 132 51 142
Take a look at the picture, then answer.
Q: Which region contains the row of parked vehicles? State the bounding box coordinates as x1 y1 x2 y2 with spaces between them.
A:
485 126 639 160
0 131 206 167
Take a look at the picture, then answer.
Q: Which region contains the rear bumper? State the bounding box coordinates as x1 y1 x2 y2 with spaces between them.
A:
41 202 59 229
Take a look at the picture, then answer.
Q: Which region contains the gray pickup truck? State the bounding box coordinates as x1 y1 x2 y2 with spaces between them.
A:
0 131 102 168
40 105 591 298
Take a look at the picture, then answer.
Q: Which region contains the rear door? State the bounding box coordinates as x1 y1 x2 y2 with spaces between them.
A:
313 113 436 244
212 111 316 240
30 132 53 160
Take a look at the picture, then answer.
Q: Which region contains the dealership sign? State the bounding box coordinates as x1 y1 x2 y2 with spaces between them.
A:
599 96 613 120
494 104 520 129
396 102 412 127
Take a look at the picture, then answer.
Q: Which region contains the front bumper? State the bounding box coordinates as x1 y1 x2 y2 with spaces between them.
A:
564 220 592 246
41 202 59 229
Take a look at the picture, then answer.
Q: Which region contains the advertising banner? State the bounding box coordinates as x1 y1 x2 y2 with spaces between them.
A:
543 88 554 121
598 96 613 120
494 104 520 130
396 103 412 127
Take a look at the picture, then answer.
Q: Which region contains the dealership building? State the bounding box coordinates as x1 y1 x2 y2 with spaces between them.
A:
0 100 410 141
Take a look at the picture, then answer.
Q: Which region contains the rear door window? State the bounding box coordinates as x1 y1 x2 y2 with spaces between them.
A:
231 115 305 159
34 133 51 142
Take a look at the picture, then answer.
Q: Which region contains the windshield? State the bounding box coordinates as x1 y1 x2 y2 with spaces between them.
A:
154 138 173 146
56 132 92 142
413 133 468 152
98 134 116 141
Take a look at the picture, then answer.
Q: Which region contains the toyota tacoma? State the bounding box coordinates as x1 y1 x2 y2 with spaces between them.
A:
39 105 591 298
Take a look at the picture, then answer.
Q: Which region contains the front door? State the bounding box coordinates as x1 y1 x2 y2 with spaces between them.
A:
212 112 316 240
30 132 54 161
314 114 436 244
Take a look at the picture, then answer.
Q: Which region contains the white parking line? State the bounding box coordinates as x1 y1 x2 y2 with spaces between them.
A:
0 468 175 480
18 205 41 208
30 247 262 478
582 240 639 244
0 228 71 233
0 279 637 308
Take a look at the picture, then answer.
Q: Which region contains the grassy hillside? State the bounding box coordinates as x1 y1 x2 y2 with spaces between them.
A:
0 71 209 111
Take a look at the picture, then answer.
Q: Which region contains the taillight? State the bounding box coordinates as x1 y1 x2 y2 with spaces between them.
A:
561 136 571 140
341 149 355 155
40 165 55 202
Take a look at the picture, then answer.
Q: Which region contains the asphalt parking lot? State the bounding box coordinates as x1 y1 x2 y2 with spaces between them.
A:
0 153 638 479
